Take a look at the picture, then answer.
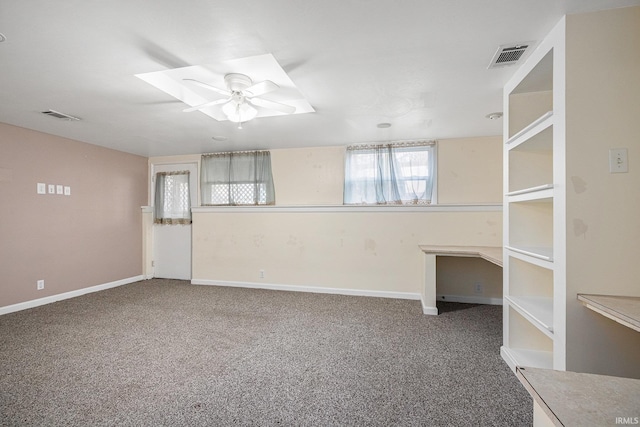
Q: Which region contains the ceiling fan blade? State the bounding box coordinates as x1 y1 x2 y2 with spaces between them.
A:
245 80 278 97
183 97 230 112
248 97 296 115
183 78 231 97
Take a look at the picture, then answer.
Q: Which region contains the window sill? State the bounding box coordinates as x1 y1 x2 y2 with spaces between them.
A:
191 204 502 213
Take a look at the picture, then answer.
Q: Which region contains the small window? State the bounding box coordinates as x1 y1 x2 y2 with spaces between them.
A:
154 171 191 225
201 151 275 206
344 141 436 205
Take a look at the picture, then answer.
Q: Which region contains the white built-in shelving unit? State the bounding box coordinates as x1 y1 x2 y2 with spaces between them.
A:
502 18 567 372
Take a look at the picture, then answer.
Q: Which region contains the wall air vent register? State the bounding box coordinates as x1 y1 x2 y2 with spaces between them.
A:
488 42 535 69
41 110 81 121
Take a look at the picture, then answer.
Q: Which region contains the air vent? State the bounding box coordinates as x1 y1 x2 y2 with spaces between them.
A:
488 42 534 69
41 110 81 121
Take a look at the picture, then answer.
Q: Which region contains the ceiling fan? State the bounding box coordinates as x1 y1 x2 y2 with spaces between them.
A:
183 73 296 128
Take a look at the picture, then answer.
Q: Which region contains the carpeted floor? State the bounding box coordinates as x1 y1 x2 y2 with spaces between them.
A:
0 279 532 426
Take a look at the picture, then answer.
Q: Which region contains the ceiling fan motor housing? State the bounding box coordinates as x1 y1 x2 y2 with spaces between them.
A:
224 73 253 92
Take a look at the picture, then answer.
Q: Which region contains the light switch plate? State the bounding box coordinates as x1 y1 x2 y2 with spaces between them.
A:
48 184 55 194
56 185 63 194
609 148 628 173
37 183 46 194
64 186 71 196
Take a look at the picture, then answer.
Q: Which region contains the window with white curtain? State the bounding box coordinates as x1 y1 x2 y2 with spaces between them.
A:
154 171 191 224
343 141 436 205
201 150 275 206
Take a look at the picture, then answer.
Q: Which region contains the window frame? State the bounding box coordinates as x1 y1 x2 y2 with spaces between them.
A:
343 141 437 206
154 170 192 225
200 150 275 206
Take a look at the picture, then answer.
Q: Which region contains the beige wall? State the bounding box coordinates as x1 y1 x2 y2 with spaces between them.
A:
565 6 640 377
193 210 502 294
0 123 147 308
147 154 201 205
271 146 345 205
149 136 503 207
188 136 503 296
436 257 503 301
271 137 504 206
437 136 503 204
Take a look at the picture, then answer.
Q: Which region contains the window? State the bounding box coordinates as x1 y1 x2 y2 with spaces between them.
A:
201 150 275 206
343 141 436 205
154 171 191 224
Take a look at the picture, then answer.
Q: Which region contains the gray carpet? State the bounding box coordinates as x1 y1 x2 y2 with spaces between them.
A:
0 279 532 426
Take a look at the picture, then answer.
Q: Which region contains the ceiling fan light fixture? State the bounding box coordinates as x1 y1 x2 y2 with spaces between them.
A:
223 101 258 123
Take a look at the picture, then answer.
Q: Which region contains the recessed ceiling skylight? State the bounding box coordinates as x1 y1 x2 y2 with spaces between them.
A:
135 54 315 122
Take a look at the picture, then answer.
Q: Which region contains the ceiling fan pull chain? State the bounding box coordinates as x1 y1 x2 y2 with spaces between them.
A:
237 103 243 129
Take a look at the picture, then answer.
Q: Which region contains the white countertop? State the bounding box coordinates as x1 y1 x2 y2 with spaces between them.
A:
517 366 640 427
418 245 503 267
578 294 640 333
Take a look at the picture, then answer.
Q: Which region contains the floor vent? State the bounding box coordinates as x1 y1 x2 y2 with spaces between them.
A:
41 110 81 121
488 42 534 69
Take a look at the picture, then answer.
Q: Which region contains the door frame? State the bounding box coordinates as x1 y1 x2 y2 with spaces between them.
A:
149 160 199 279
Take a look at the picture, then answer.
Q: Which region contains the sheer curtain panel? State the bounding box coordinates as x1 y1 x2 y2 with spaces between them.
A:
154 171 191 224
344 141 436 205
201 150 275 206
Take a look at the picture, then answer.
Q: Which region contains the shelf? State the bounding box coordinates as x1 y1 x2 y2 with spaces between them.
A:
506 110 554 150
506 246 553 263
506 184 553 199
507 250 554 270
506 296 554 337
508 201 553 254
508 257 554 298
504 31 558 375
507 127 553 193
507 185 554 202
502 346 553 370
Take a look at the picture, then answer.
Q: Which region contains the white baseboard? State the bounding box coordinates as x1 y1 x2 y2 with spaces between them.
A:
191 279 422 302
0 275 144 316
500 346 518 373
437 294 503 305
421 299 438 316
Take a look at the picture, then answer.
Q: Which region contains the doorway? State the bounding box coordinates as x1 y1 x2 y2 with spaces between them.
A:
152 163 198 280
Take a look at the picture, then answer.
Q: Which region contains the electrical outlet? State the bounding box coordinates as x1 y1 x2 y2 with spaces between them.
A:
48 184 55 194
259 270 265 279
37 280 44 290
474 282 484 295
56 185 63 194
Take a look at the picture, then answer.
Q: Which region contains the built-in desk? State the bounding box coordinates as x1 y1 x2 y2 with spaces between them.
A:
419 245 502 315
577 294 640 333
517 366 640 426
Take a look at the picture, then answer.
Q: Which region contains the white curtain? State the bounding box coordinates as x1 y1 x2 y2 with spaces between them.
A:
201 150 275 206
154 171 191 225
344 141 435 205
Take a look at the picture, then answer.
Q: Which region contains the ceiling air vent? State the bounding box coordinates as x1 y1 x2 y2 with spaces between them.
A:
41 109 81 121
488 42 534 69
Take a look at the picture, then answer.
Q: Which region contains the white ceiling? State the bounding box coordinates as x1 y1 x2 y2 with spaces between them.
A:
1 0 639 157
